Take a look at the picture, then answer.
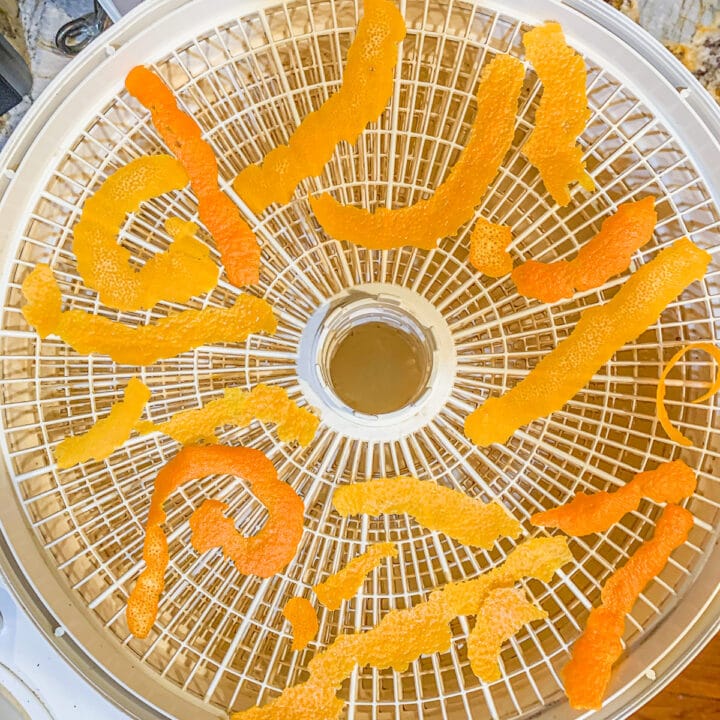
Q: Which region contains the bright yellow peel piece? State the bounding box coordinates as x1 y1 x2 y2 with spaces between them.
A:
469 218 513 277
283 597 319 652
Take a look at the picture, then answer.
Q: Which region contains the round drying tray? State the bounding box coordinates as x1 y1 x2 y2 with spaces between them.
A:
0 0 719 718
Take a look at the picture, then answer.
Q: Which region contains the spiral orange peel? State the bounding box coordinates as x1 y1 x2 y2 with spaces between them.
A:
465 238 711 447
332 476 521 549
283 597 319 652
21 264 276 366
309 54 524 250
512 197 657 303
522 22 595 206
531 459 696 536
469 218 513 277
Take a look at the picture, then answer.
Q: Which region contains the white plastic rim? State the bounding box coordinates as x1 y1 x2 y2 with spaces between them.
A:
0 1 718 719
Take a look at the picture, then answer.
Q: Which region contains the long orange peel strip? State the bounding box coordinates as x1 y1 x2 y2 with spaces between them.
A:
73 154 219 311
563 504 694 710
656 342 720 447
21 264 276 366
309 54 525 251
467 586 547 682
531 459 696 536
233 0 406 214
522 22 595 206
136 383 318 447
283 597 319 652
465 238 711 447
231 536 572 720
127 446 302 639
126 66 260 287
314 542 398 611
512 197 657 303
332 476 521 549
55 377 150 469
469 218 513 278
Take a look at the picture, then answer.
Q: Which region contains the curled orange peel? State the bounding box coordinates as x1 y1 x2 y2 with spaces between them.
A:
531 459 696 536
332 476 521 549
512 197 657 303
465 238 711 447
55 377 150 469
469 218 513 278
125 66 260 287
309 54 525 250
73 155 219 311
563 504 693 710
21 264 276 366
231 536 571 720
233 0 406 214
136 383 318 447
657 342 720 447
522 22 595 206
467 586 547 682
283 597 319 652
313 542 398 611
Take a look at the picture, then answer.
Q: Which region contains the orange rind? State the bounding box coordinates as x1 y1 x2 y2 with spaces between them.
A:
469 218 513 278
283 597 319 652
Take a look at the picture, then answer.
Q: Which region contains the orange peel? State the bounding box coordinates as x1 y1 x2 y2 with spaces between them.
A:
467 586 547 682
313 542 398 611
21 264 276 366
522 22 595 206
231 536 572 720
531 459 696 535
233 0 406 214
125 66 260 287
332 476 521 549
283 597 319 652
465 238 711 446
309 54 525 250
136 383 318 447
469 218 513 277
55 377 150 469
563 504 693 710
73 155 219 311
512 197 657 303
656 342 720 446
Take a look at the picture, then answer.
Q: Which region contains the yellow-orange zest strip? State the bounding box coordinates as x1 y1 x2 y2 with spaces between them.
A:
465 238 711 447
283 597 319 652
332 476 521 549
231 537 572 720
309 54 525 250
522 22 595 205
21 264 276 366
469 218 513 277
233 0 406 214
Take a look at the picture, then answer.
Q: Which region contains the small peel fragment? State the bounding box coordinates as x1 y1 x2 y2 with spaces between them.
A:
310 54 524 250
467 587 547 682
465 238 711 447
283 597 319 652
314 542 398 611
523 22 595 205
656 342 720 447
531 459 696 535
21 264 276 366
469 218 513 278
332 476 521 549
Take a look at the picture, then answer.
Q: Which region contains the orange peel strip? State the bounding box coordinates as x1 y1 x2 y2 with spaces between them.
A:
21 264 276 366
563 504 693 710
467 587 547 682
332 476 521 549
531 459 696 536
73 155 219 311
512 197 657 303
309 54 525 251
55 377 150 469
136 383 319 447
126 67 260 287
233 0 406 214
465 238 711 447
283 597 319 652
469 218 513 278
657 342 720 447
231 536 572 720
313 542 398 611
127 446 301 638
522 22 595 206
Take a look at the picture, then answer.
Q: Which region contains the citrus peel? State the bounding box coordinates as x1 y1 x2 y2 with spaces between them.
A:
283 597 319 652
469 218 513 277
